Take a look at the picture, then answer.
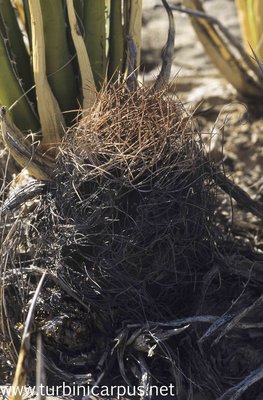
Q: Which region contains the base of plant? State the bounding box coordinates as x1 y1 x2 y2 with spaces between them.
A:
1 85 262 399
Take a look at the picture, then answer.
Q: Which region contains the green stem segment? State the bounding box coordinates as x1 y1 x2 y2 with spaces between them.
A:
66 0 96 111
29 0 65 148
40 0 78 125
83 0 106 89
0 29 38 131
108 0 124 82
0 0 33 92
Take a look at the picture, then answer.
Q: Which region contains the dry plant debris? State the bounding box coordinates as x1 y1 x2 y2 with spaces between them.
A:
1 86 263 399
